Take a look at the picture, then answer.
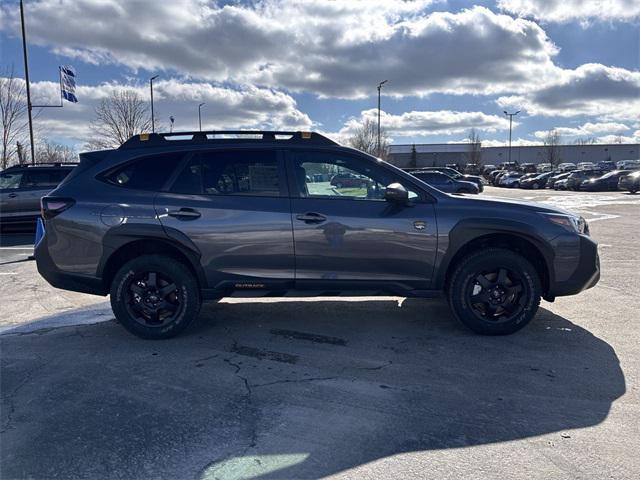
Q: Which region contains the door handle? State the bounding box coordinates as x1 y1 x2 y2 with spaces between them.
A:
167 208 201 220
296 212 327 224
8 193 17 198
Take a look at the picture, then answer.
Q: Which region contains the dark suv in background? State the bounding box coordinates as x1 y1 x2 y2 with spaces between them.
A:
0 163 76 228
36 131 599 339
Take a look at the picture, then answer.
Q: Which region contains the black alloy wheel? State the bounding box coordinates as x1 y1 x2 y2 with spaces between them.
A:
448 248 541 335
110 254 201 339
126 271 183 328
466 267 525 324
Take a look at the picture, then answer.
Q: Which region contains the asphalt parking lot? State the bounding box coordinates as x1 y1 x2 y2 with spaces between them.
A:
1 187 639 479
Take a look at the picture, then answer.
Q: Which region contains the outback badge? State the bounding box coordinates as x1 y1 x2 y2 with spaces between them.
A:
414 220 426 231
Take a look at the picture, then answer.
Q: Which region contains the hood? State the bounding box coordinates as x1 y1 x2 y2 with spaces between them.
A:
446 192 575 216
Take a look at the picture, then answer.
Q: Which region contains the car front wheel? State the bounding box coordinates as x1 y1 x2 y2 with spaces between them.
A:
110 254 201 339
447 248 541 335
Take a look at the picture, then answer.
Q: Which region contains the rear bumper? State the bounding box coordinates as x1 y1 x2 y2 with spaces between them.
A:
549 234 600 297
35 233 107 296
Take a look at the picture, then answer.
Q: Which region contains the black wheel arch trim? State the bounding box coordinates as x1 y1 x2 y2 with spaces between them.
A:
434 218 555 291
98 223 207 289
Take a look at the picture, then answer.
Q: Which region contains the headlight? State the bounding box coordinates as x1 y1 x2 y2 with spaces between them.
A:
539 213 588 234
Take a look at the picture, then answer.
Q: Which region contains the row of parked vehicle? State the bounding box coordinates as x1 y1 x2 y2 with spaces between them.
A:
484 160 640 193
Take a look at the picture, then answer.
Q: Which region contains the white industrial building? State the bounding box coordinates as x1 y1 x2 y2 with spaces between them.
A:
387 143 639 168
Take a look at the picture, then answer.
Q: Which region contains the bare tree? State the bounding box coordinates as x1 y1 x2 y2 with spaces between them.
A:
0 66 29 169
348 118 390 159
466 128 482 166
543 129 562 167
573 137 597 145
36 138 77 163
89 89 153 149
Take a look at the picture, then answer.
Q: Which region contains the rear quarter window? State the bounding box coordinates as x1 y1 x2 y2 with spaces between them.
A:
102 152 184 191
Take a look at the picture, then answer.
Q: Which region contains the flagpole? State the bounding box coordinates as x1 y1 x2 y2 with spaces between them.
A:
20 0 35 165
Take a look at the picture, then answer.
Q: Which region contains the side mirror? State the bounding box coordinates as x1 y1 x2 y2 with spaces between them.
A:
384 183 408 203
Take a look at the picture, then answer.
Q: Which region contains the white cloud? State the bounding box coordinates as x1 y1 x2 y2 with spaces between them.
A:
474 138 541 147
339 109 512 138
499 0 640 24
532 121 631 139
12 77 312 145
497 64 640 122
593 133 640 144
1 2 564 98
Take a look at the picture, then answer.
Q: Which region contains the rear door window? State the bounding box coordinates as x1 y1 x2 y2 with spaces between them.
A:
21 170 60 188
104 152 184 190
0 172 23 189
169 150 283 197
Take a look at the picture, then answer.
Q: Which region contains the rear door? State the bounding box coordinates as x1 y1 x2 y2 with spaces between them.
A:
287 149 438 290
155 148 295 291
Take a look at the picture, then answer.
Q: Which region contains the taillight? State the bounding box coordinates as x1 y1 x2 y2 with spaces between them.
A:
41 197 75 220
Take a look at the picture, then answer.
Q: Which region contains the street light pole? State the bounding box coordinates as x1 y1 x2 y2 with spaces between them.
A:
19 0 35 164
150 75 159 133
198 103 205 131
503 110 520 164
377 80 388 157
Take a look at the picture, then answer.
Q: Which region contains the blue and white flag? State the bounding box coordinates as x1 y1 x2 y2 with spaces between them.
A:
60 66 78 103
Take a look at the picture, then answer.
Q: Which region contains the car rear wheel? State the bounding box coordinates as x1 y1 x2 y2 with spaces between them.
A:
532 183 540 189
110 254 201 339
447 248 541 335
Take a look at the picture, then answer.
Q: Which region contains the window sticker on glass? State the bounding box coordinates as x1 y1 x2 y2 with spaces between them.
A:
248 164 279 193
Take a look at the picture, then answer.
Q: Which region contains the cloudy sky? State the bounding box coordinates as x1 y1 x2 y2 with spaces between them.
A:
0 0 639 149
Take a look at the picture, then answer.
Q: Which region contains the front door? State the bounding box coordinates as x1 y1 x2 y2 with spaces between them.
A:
155 149 295 291
287 150 438 291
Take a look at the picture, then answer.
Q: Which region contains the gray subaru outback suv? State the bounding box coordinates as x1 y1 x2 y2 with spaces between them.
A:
35 131 599 339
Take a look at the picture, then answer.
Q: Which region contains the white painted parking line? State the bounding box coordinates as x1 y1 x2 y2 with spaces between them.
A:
0 247 34 250
0 272 18 275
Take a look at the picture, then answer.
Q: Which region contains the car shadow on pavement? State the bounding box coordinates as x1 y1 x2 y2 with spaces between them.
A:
0 298 625 479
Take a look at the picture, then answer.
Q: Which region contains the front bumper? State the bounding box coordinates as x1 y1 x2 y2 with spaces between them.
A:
35 231 107 296
549 234 600 297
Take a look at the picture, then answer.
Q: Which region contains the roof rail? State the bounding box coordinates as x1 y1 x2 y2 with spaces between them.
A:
119 131 338 149
3 162 78 170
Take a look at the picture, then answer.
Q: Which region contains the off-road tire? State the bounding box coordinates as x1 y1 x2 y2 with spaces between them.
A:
110 254 201 339
447 248 541 335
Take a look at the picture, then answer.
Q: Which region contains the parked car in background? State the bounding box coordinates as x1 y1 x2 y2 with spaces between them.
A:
498 171 524 188
411 171 479 194
546 171 572 189
464 163 481 175
417 167 483 192
565 169 605 191
35 130 600 339
618 171 640 193
0 163 76 228
498 161 517 171
519 171 555 189
615 160 640 170
597 161 616 171
558 163 577 172
554 178 570 190
445 163 460 172
492 170 509 186
577 162 596 170
520 163 537 174
580 170 632 192
330 172 370 188
537 163 552 173
482 164 496 175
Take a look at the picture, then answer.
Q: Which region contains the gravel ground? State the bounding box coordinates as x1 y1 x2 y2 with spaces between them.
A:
1 187 638 479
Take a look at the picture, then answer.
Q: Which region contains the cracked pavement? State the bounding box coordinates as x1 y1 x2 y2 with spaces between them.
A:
1 188 639 479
